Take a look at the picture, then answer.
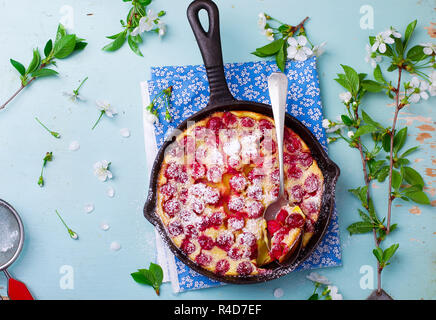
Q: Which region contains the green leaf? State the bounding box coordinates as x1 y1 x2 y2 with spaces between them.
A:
27 49 41 74
383 244 399 263
403 167 424 188
102 30 127 52
387 64 398 72
393 127 407 154
362 80 384 93
362 111 383 129
347 221 374 235
373 65 385 83
44 39 53 57
128 35 143 57
106 32 123 40
348 186 368 207
74 41 88 52
131 262 163 295
394 37 403 56
131 271 153 286
354 125 379 138
149 262 163 286
391 170 402 191
56 24 67 42
253 38 284 57
308 293 319 300
340 64 359 95
31 68 59 78
334 77 351 92
10 59 26 76
404 190 430 204
403 20 417 49
372 247 384 263
53 34 77 59
275 41 286 72
400 146 418 158
382 132 391 153
407 45 427 62
377 166 389 182
358 209 372 223
341 115 353 126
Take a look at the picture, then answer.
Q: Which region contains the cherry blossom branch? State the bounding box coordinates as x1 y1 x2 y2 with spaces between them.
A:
386 68 403 234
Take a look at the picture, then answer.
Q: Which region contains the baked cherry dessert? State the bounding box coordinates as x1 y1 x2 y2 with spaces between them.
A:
156 111 324 277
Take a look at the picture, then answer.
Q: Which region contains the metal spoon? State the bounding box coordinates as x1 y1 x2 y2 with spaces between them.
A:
263 72 303 264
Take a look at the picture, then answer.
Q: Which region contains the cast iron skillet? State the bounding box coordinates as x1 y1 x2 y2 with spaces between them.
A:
143 0 340 284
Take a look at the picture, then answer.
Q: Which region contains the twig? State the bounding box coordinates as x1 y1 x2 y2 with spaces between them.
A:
354 107 383 294
386 68 403 234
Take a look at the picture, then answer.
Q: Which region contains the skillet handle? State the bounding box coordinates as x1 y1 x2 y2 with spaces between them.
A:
187 0 235 106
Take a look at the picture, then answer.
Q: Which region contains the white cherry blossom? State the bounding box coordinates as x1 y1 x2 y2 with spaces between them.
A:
287 36 313 61
258 12 267 30
365 44 382 68
339 92 352 103
347 131 354 138
372 31 395 53
306 272 330 285
94 160 113 182
96 100 117 117
263 28 274 41
420 42 436 56
312 41 327 57
407 77 429 103
327 285 343 300
429 70 436 96
387 26 401 39
131 9 158 36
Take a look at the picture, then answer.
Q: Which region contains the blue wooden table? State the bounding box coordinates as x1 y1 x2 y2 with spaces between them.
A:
0 0 434 299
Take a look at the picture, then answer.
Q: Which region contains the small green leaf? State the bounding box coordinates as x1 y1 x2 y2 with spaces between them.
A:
149 262 163 286
27 49 41 74
334 76 351 92
102 30 127 52
31 68 59 78
362 80 384 93
347 221 374 235
128 35 143 57
401 146 418 158
53 34 77 59
377 166 389 182
362 111 383 129
393 127 407 154
44 39 53 57
354 125 378 138
382 133 391 152
391 170 402 191
358 209 372 223
404 190 430 205
253 38 284 57
403 20 417 49
131 271 153 286
372 247 384 263
308 293 319 300
407 45 427 62
275 44 286 72
107 32 123 40
56 24 67 42
387 64 398 72
403 166 424 188
10 59 26 76
340 64 359 96
341 115 353 126
74 41 88 52
383 244 399 263
373 65 385 83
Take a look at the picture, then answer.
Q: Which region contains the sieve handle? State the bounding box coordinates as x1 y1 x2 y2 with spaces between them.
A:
4 270 34 300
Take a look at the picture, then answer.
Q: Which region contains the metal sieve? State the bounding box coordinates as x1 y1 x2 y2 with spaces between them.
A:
0 199 34 300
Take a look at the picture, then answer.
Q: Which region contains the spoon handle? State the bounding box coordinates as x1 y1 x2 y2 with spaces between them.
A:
268 72 289 196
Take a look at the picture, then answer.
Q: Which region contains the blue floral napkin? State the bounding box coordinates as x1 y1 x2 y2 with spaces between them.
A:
146 57 341 292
